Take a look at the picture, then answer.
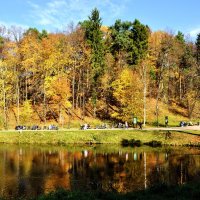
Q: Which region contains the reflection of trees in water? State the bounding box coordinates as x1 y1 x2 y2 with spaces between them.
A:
146 151 170 185
70 151 147 193
0 147 200 198
147 152 200 186
0 149 73 198
28 150 73 195
168 154 200 184
70 150 200 193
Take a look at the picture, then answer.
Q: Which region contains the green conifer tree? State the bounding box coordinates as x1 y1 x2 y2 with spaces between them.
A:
196 33 200 67
128 19 149 65
81 8 105 117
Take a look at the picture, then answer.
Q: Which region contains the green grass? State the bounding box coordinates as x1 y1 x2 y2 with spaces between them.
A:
0 129 200 146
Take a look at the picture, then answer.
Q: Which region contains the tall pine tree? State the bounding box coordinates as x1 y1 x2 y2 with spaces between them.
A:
81 8 105 117
196 33 200 68
175 31 185 43
109 19 132 65
128 19 149 65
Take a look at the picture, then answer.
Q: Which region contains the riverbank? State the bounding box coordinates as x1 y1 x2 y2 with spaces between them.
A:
0 128 199 146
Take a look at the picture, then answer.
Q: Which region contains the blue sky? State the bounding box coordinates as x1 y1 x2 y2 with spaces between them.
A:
0 0 200 39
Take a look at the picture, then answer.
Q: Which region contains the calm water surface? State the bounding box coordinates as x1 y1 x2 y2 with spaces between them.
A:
0 144 200 198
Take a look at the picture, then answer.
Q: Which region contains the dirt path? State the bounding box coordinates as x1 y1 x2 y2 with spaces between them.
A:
143 125 200 131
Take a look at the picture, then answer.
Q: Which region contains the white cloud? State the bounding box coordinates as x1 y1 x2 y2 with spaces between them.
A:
189 27 200 38
27 0 129 31
0 21 28 30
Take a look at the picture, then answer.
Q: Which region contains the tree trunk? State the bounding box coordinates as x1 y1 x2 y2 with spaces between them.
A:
43 79 46 124
142 62 147 127
155 71 163 127
25 69 28 100
92 87 97 118
72 67 75 110
72 59 76 110
179 68 182 101
76 71 81 109
17 80 20 125
3 79 7 129
155 96 159 127
82 87 85 119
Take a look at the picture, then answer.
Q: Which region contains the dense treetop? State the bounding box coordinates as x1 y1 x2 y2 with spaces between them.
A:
0 8 199 129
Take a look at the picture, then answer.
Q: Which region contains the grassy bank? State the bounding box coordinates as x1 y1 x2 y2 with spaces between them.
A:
0 129 200 146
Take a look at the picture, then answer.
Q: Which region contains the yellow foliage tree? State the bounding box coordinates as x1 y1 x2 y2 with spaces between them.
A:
111 68 143 122
45 75 71 124
45 75 71 104
20 100 33 125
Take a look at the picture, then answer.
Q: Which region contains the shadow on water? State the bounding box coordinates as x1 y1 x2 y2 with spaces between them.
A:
0 144 200 199
37 181 200 200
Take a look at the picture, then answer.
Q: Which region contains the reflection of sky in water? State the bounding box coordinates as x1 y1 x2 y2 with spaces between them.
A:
0 145 200 198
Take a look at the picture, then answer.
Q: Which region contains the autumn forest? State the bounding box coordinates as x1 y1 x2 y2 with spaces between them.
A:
0 8 200 129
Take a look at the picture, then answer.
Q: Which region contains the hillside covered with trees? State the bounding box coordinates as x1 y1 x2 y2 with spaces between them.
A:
0 8 199 129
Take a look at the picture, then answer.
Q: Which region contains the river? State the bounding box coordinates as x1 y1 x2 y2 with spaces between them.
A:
0 144 200 199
